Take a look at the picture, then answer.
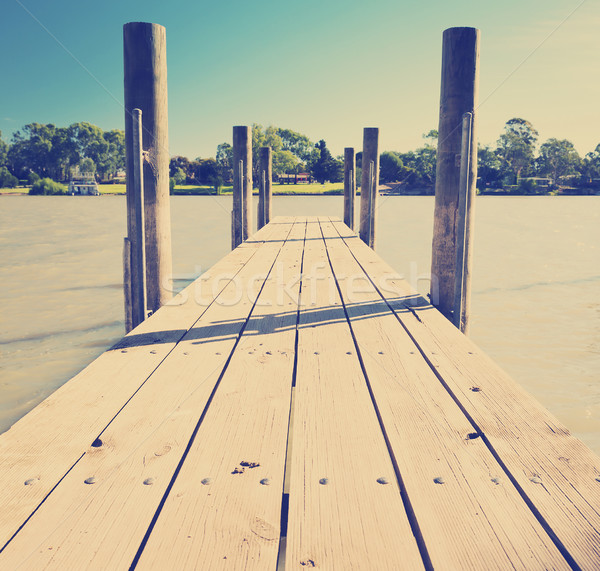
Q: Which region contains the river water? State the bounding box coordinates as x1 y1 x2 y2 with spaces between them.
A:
1 195 599 453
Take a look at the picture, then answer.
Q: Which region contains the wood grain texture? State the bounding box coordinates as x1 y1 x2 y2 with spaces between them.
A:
358 128 379 248
431 27 480 319
0 219 287 556
323 218 568 569
330 217 600 570
123 22 172 314
258 146 272 230
233 126 252 247
135 219 304 569
2 215 599 570
343 147 355 230
285 217 424 570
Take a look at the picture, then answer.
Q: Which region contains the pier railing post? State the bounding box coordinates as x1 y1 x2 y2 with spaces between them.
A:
359 128 379 248
232 126 252 248
344 147 356 230
431 27 479 324
258 146 272 230
453 112 475 334
123 22 173 326
131 108 148 327
123 237 133 333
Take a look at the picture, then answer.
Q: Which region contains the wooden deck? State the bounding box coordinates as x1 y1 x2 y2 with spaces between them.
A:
1 216 599 569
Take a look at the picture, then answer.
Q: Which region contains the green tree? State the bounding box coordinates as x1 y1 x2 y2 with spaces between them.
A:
170 156 192 181
379 152 404 182
193 158 221 191
0 166 18 188
414 146 436 185
496 118 538 183
537 138 581 185
79 157 96 175
309 140 342 183
29 177 66 195
216 143 233 183
277 128 314 161
581 144 600 186
252 124 285 185
272 150 299 176
98 129 125 180
8 123 78 180
172 166 186 186
0 130 8 168
69 122 108 170
422 129 438 147
9 123 55 178
477 144 502 189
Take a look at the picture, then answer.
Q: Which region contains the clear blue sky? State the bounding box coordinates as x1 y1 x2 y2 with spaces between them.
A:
1 0 598 159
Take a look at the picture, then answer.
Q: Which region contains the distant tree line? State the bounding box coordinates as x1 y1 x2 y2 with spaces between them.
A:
380 119 600 194
0 123 124 188
476 118 600 193
169 125 345 192
2 118 599 194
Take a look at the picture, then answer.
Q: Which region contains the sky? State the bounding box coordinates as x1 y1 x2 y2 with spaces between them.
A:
1 0 599 160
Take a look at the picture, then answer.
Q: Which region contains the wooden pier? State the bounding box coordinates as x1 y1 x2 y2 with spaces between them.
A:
1 216 599 569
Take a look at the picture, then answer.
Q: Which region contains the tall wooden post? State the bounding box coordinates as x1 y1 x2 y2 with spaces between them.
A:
123 22 172 325
344 147 356 230
359 128 379 248
258 146 272 230
232 126 252 248
431 27 479 322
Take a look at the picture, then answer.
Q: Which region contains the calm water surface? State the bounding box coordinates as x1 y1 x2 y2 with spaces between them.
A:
1 195 599 452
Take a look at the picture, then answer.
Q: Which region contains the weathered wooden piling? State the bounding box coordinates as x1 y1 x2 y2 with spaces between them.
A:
258 146 272 230
359 128 379 248
344 147 356 230
431 27 479 323
453 112 475 333
232 126 252 248
123 22 173 328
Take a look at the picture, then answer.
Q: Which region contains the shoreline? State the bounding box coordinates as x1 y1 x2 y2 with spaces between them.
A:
2 184 599 197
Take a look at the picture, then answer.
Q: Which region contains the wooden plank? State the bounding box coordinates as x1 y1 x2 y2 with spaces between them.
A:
0 218 291 554
320 218 568 569
285 218 424 570
330 217 600 570
135 219 306 569
0 218 294 568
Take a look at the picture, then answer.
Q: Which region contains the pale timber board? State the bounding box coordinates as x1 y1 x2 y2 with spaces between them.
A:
285 218 424 570
320 218 568 569
135 219 305 569
330 217 600 569
0 218 291 559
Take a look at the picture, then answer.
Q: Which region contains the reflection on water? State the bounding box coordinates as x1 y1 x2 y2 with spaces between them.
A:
1 195 599 453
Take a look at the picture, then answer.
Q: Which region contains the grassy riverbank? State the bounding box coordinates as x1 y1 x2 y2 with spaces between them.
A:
3 183 597 196
96 183 346 195
0 183 346 196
